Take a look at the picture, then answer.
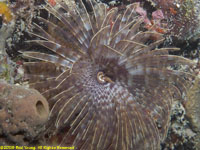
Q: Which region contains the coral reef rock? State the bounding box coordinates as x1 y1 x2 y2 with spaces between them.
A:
185 78 200 149
186 78 200 132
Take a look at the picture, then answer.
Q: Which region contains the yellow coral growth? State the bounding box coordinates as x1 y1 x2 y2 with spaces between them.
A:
0 2 12 23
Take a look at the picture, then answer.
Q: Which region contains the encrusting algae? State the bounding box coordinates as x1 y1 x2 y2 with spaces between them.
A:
21 0 198 149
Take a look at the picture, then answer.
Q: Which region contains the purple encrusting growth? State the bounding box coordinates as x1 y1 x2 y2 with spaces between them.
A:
22 0 196 149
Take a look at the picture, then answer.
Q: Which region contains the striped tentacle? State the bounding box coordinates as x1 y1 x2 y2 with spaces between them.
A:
22 51 72 68
23 62 63 82
144 87 173 141
41 73 74 100
27 17 85 65
30 16 85 60
124 66 194 106
53 1 92 49
88 5 119 59
121 33 164 60
44 2 90 51
107 88 161 150
43 86 78 139
29 69 70 93
76 0 110 34
109 4 141 49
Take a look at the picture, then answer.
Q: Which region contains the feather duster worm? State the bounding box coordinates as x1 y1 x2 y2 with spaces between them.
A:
22 0 196 149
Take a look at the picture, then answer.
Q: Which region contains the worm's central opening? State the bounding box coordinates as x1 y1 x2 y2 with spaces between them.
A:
97 72 113 84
